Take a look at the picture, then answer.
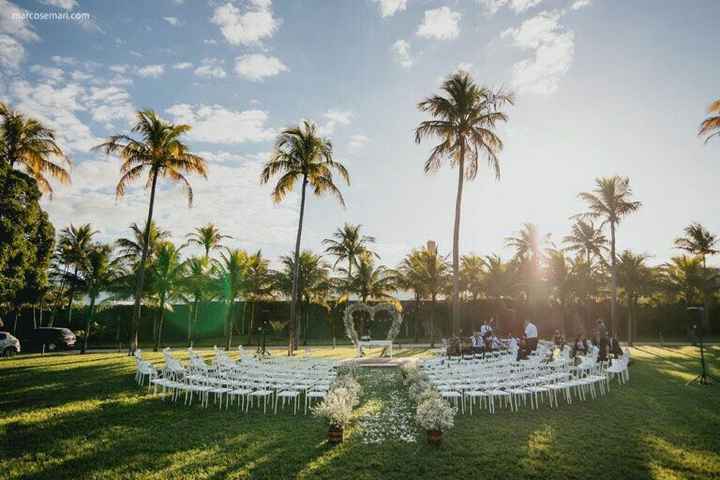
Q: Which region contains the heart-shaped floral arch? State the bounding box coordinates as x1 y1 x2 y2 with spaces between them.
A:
343 302 403 347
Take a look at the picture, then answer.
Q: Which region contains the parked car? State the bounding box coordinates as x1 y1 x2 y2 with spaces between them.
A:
22 328 77 352
0 331 21 357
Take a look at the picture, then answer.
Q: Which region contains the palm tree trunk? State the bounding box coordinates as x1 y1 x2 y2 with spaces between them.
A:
187 301 194 347
702 255 710 329
627 295 633 346
66 265 78 326
430 293 437 348
130 170 159 355
50 264 69 327
451 153 465 335
154 293 166 352
414 292 420 343
225 299 234 350
610 221 617 335
248 301 256 346
82 296 96 354
289 176 308 356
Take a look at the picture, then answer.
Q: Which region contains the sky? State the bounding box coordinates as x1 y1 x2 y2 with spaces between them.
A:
1 0 718 269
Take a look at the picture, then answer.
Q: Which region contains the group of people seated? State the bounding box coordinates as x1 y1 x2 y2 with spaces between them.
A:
553 318 624 361
464 318 540 361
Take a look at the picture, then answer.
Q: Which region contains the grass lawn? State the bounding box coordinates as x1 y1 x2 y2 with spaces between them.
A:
1 346 719 479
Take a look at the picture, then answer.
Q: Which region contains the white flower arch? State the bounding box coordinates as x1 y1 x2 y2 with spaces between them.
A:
343 302 403 346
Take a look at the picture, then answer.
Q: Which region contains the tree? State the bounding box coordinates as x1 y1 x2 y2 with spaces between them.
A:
77 243 124 353
95 110 207 353
415 71 513 335
244 250 274 345
563 219 608 264
0 163 55 318
567 256 603 334
217 249 249 351
698 98 720 144
505 223 551 307
616 250 653 345
116 221 170 266
148 241 186 352
661 256 705 307
323 223 377 291
260 121 349 355
460 255 486 302
546 249 572 335
674 222 718 328
398 251 429 342
185 223 231 259
181 256 214 347
576 176 641 332
56 224 98 327
276 250 332 346
0 102 71 195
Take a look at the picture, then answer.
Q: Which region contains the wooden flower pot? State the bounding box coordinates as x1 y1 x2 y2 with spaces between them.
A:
427 429 443 445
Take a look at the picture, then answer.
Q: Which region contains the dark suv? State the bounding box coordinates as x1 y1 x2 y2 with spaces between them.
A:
23 328 77 352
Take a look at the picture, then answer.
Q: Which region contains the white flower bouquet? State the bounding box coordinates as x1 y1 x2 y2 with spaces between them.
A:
333 375 362 407
313 386 354 429
416 395 456 433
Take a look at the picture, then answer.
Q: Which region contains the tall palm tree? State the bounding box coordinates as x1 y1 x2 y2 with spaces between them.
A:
259 121 349 355
661 256 706 307
567 256 603 334
563 219 608 264
148 241 186 352
674 222 718 327
460 254 486 302
0 102 71 195
77 243 124 353
323 223 378 289
483 254 517 300
415 72 513 335
398 251 429 342
576 176 641 332
698 99 720 144
116 221 170 266
546 249 572 335
616 250 653 345
181 256 213 347
217 248 248 350
185 223 231 258
94 110 207 353
57 224 98 327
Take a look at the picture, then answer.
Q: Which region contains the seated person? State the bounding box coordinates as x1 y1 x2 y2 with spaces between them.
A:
491 335 502 351
516 336 529 361
553 329 565 350
609 335 623 358
507 335 519 352
471 332 483 354
571 334 588 357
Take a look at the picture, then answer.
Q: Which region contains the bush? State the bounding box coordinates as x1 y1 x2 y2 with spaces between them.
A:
416 395 456 432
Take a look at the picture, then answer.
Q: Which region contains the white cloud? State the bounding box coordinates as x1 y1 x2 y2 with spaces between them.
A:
478 0 543 15
41 0 77 10
51 55 77 65
211 1 279 46
416 7 461 40
30 64 65 83
163 16 182 26
570 0 591 10
173 62 193 70
316 110 352 136
109 64 128 74
203 39 218 45
70 70 92 81
502 10 574 95
137 64 165 78
86 85 136 128
165 104 275 144
194 64 227 79
348 134 369 152
391 39 413 68
0 0 40 42
234 54 288 81
372 0 407 18
0 34 25 70
7 79 99 153
456 62 474 73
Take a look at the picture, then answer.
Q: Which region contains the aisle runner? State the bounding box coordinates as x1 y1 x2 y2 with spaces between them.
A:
355 369 417 445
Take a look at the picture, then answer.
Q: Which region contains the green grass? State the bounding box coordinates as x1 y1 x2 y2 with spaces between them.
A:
1 346 719 479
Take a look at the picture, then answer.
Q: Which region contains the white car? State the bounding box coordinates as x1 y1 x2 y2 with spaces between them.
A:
0 331 21 357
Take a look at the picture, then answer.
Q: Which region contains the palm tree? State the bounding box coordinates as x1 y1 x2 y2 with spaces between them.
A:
505 223 551 306
563 219 608 264
546 249 572 335
276 250 333 346
148 241 186 352
576 176 641 332
661 256 706 306
181 256 213 347
77 243 124 353
674 223 718 327
698 99 720 144
94 110 207 353
259 121 349 355
616 250 653 345
185 223 231 258
415 71 513 335
460 255 486 302
244 250 274 345
57 224 98 327
0 102 71 195
567 256 603 334
116 221 170 266
398 251 429 342
483 254 517 300
323 223 378 289
217 248 248 350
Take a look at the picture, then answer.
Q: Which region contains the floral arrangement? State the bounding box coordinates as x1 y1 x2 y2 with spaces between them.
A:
312 387 354 429
415 395 456 433
333 375 362 407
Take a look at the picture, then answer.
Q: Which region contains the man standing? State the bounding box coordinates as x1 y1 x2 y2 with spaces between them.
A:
524 319 538 352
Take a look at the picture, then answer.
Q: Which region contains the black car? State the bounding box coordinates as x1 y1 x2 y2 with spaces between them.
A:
23 328 77 352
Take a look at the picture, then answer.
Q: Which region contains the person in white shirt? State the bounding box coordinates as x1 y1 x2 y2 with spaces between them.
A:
524 320 539 352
